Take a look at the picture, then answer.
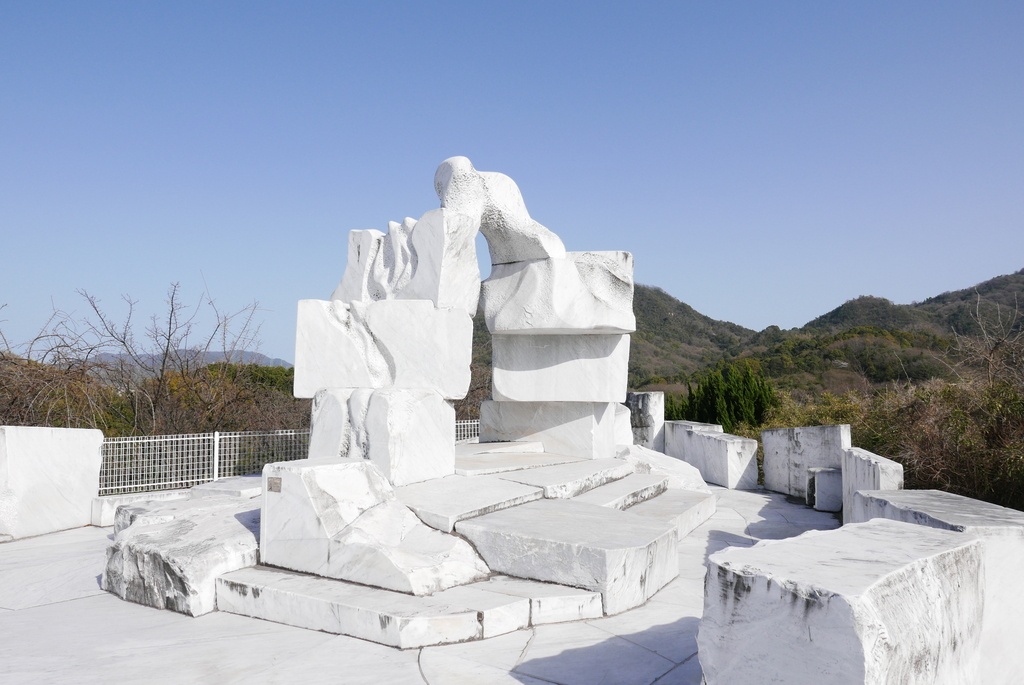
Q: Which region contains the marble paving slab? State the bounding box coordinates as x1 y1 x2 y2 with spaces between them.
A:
497 458 634 498
571 473 667 509
396 475 543 532
454 451 583 476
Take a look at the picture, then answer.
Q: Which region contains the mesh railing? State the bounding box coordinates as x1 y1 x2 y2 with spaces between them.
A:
99 421 480 495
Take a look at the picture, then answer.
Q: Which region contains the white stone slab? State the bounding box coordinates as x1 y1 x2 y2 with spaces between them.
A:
308 387 455 486
849 489 1024 685
216 566 483 649
479 400 618 460
625 391 665 452
396 474 543 532
699 519 985 685
0 426 104 540
102 497 260 616
260 459 488 595
498 458 634 499
806 467 842 512
491 333 630 402
435 156 567 265
762 424 851 498
429 584 530 638
112 493 245 534
455 440 546 456
190 475 262 499
456 498 678 615
842 446 903 522
627 489 717 538
572 473 667 509
90 489 189 527
331 208 482 313
293 298 472 399
481 575 603 624
663 422 757 490
614 403 633 446
616 444 711 493
454 451 584 476
480 252 635 334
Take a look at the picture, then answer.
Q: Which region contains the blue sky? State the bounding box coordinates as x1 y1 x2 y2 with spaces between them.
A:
2 2 1022 362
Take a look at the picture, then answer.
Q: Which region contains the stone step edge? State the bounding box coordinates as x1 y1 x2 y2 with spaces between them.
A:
571 473 669 510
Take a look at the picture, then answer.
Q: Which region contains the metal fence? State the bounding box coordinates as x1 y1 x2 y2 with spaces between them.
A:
99 420 482 496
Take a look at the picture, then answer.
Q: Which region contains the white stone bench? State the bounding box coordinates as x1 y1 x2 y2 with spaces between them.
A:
663 421 757 489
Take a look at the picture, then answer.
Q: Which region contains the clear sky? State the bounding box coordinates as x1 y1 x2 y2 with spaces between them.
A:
2 2 1022 362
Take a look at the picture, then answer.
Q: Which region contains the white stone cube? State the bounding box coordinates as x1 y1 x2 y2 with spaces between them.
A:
663 422 758 490
762 424 851 498
479 400 618 460
807 467 843 512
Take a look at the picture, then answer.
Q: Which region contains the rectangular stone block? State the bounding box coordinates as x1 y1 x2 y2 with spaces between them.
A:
308 388 455 486
625 391 665 452
490 334 629 402
699 519 985 685
0 426 104 540
479 400 617 460
395 474 543 532
497 458 634 499
663 422 757 489
762 424 851 498
806 467 842 512
293 299 472 400
91 489 190 527
613 404 633 446
842 447 903 522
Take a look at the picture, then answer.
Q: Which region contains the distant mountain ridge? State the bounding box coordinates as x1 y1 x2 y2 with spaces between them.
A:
95 350 293 368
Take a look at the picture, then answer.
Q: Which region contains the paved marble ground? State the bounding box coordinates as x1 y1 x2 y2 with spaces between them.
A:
0 486 839 685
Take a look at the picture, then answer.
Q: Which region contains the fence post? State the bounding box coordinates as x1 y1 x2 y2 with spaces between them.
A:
212 431 220 481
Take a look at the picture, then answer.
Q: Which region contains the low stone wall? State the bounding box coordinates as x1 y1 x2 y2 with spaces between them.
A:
841 447 903 522
761 424 851 498
663 421 757 490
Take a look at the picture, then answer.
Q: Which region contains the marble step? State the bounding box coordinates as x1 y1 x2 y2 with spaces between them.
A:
455 499 679 615
396 474 543 532
189 475 262 499
497 458 634 499
572 473 668 510
480 575 603 625
626 489 717 538
455 441 546 456
455 451 583 477
216 566 530 649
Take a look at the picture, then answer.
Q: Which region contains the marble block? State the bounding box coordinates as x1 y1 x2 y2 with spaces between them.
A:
308 387 455 486
435 156 566 265
481 575 604 624
456 498 679 615
102 497 260 616
613 403 633 446
330 208 482 313
293 299 472 400
625 391 665 452
0 426 104 540
807 467 842 512
663 422 757 490
849 489 1024 684
762 424 851 498
571 473 668 509
490 334 630 402
260 459 488 595
627 489 718 538
479 400 617 460
699 520 985 685
842 447 903 522
615 444 711 493
90 489 189 527
396 474 543 532
481 253 635 334
189 475 262 499
498 458 634 499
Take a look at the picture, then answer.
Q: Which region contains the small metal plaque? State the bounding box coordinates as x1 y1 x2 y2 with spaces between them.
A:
267 477 282 493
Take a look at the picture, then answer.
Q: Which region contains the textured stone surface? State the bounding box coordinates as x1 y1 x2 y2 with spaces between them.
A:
293 298 472 399
497 458 634 499
762 424 851 498
454 450 583 476
90 489 189 527
625 392 665 452
616 444 711 493
455 440 546 456
663 422 757 490
396 474 543 532
434 156 566 265
842 446 903 522
491 333 630 402
330 208 481 313
0 426 104 540
627 489 717 538
260 459 488 595
481 253 635 334
456 498 678 615
307 387 455 486
102 497 260 616
614 403 633 446
849 489 1024 685
481 576 603 624
190 475 261 499
806 467 842 512
699 519 985 685
571 473 667 509
479 400 617 460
